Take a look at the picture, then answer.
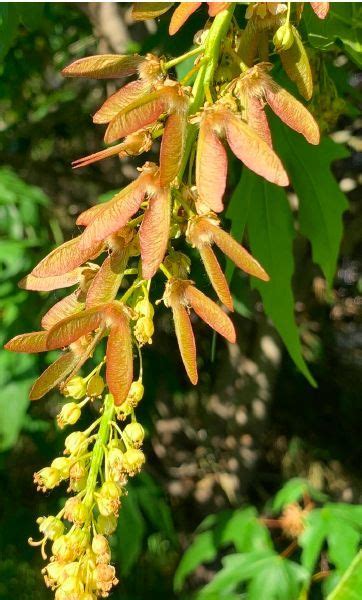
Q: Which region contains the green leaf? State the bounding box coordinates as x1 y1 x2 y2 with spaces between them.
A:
327 552 362 600
245 172 316 386
273 478 327 513
116 486 145 576
220 507 272 553
15 3 45 30
271 117 349 287
303 3 362 67
0 379 31 451
197 551 308 600
174 530 218 592
0 4 19 61
225 167 253 282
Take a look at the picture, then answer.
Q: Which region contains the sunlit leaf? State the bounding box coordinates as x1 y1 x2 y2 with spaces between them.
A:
279 26 313 100
93 80 151 124
46 307 103 349
199 244 233 311
32 235 102 278
159 111 187 186
208 3 230 17
169 2 201 35
86 249 128 307
265 86 320 144
19 269 81 291
29 351 78 401
171 302 198 385
223 111 289 187
62 54 143 79
246 96 272 146
185 285 236 343
140 188 171 279
41 292 85 330
196 115 227 212
131 2 174 21
310 2 330 20
105 312 133 405
4 331 48 353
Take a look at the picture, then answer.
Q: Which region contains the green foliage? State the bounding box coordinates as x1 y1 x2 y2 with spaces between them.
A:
175 479 362 599
0 3 44 61
0 167 50 451
327 552 362 600
303 3 362 67
117 473 178 576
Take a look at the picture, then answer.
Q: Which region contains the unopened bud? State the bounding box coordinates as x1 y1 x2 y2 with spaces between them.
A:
122 448 145 476
97 481 120 517
164 252 191 278
124 422 145 448
52 535 75 562
128 380 144 407
57 402 81 429
64 431 87 455
273 22 294 51
96 514 118 536
134 316 154 345
86 374 105 397
51 457 70 479
63 376 87 400
92 534 110 556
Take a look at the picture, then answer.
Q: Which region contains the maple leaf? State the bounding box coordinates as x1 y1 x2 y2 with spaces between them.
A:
31 234 103 278
140 187 171 279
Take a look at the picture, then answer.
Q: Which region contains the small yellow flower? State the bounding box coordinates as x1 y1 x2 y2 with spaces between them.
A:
124 422 145 448
37 515 64 540
63 376 87 400
122 448 145 476
57 402 82 429
86 374 105 397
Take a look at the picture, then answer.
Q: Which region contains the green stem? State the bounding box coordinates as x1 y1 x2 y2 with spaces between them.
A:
164 45 204 70
84 393 114 508
177 3 235 181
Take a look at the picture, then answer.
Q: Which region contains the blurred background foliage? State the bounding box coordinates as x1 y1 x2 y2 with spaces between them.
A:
0 3 361 599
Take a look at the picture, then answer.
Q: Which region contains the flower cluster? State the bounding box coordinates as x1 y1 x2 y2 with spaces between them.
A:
4 2 326 596
30 383 145 598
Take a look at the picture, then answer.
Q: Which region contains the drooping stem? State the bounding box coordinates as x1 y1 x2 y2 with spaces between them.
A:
177 3 235 180
84 393 115 508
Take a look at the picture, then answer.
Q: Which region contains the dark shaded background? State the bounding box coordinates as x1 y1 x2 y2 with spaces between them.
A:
0 3 361 598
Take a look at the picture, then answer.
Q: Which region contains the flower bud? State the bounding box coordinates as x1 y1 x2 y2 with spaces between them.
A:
63 376 87 400
34 467 61 491
86 374 105 397
128 380 144 407
122 448 145 476
97 481 120 517
273 22 294 51
67 528 90 555
92 534 110 556
96 514 118 536
43 560 64 587
69 461 88 492
134 316 154 345
51 456 70 479
134 298 154 318
57 402 81 429
55 574 84 598
64 497 89 525
80 594 96 600
64 431 87 455
38 516 64 540
124 422 145 448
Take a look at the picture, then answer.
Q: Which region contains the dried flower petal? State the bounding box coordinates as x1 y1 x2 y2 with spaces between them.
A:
32 235 103 278
131 2 174 21
19 270 82 291
46 307 104 350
